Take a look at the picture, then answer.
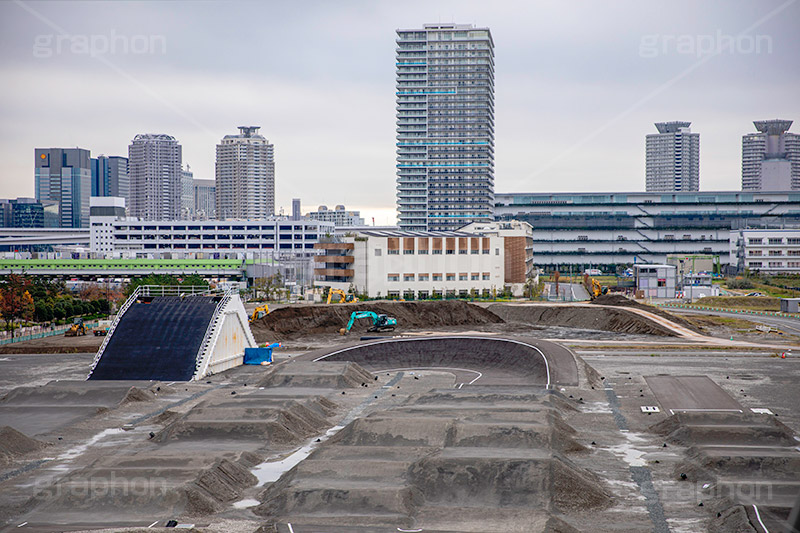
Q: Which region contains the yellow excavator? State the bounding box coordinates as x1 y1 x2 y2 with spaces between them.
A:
65 317 87 337
249 305 269 323
583 274 608 301
327 288 358 304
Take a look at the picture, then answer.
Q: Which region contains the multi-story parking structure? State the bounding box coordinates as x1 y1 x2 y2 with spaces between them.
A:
90 216 333 260
495 191 800 270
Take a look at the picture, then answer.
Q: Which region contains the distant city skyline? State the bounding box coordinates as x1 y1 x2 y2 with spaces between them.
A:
2 1 799 225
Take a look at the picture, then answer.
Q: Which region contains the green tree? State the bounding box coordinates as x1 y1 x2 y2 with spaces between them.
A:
0 274 35 338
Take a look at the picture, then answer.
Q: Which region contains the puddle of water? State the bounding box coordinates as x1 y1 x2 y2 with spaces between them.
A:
50 428 125 472
581 401 613 414
232 498 259 509
605 430 649 467
251 424 344 485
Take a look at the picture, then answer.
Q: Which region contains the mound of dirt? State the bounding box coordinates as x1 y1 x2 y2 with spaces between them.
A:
488 303 676 337
250 300 503 341
0 426 48 465
590 294 702 333
119 386 156 405
259 361 374 389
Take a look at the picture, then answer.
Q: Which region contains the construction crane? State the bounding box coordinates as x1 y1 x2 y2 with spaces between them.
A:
327 288 358 304
249 305 269 323
339 311 397 335
583 274 608 301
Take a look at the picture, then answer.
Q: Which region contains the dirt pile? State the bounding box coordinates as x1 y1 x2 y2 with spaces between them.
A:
591 294 702 332
0 426 48 465
255 388 609 530
250 300 503 341
119 386 157 405
259 361 374 389
488 303 676 337
157 396 337 445
184 458 257 515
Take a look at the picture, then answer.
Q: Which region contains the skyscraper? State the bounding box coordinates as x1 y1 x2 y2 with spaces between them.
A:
128 134 182 221
34 147 92 227
645 122 700 192
91 155 129 202
396 23 495 231
215 126 275 219
742 119 800 191
193 179 216 220
181 164 195 219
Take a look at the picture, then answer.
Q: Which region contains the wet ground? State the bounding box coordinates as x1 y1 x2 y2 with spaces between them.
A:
0 303 798 532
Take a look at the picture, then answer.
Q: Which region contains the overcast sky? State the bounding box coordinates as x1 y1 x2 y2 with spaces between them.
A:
1 0 798 224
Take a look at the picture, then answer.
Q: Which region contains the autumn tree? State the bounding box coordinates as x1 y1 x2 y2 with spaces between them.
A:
0 274 36 338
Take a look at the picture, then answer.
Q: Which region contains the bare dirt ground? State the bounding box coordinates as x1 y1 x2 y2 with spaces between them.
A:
0 300 798 532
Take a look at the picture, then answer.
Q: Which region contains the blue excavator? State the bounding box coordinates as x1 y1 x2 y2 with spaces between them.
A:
340 311 397 335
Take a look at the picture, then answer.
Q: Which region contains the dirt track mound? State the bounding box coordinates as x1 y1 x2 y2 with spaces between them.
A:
488 303 676 337
590 294 702 333
251 301 503 341
0 426 48 465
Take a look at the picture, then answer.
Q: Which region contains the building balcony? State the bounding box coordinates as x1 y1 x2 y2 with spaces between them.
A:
314 268 354 277
313 255 354 264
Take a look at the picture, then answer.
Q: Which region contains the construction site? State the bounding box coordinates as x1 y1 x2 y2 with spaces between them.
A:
0 287 799 533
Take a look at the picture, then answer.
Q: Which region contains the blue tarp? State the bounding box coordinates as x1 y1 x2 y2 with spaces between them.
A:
244 343 280 365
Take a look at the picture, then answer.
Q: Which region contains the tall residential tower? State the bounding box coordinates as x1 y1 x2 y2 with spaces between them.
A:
645 121 700 192
396 23 495 231
34 147 92 228
128 134 182 221
215 126 275 219
742 119 800 191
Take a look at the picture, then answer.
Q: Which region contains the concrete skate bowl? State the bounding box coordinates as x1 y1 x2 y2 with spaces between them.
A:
312 336 552 386
88 296 220 381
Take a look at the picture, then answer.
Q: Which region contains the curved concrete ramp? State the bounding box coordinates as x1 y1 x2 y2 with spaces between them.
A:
310 336 578 387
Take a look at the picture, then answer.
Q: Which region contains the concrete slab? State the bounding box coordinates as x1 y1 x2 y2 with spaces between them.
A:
644 375 743 414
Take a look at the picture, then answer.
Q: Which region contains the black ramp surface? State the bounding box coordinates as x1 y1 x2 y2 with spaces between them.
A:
89 296 218 381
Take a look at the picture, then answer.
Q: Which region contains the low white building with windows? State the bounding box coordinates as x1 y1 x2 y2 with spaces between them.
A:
314 222 534 299
730 227 800 274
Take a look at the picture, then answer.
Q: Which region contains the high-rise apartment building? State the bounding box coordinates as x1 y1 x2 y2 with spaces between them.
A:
34 147 92 227
128 133 182 221
91 155 129 203
193 179 216 220
741 119 800 191
215 126 275 219
396 23 495 231
645 122 700 192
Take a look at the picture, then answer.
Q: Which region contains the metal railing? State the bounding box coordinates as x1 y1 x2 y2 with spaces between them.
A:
138 285 220 297
193 288 234 379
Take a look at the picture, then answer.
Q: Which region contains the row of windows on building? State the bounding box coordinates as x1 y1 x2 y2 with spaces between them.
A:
749 250 800 256
748 237 800 245
387 272 492 282
376 248 497 256
748 261 800 268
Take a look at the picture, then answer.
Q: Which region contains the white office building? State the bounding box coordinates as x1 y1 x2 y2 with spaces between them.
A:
730 227 800 274
645 122 700 192
741 119 800 191
314 221 533 299
216 126 275 220
305 205 364 227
